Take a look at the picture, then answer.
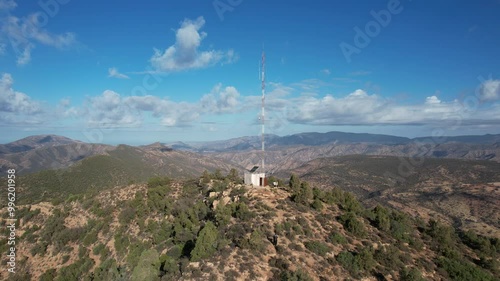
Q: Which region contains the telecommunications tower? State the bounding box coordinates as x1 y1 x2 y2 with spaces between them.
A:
260 51 266 177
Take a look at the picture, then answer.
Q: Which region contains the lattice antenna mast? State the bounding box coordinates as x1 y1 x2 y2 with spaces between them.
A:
261 51 266 177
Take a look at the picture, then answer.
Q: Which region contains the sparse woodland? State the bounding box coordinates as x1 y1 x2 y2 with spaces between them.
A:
1 170 499 280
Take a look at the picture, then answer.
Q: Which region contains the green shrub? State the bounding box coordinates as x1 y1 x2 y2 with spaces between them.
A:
437 256 495 281
339 212 366 237
147 176 171 189
248 229 266 253
371 204 391 232
279 268 314 281
191 221 219 261
56 258 94 281
119 206 136 225
39 269 57 281
400 267 425 281
292 182 313 205
339 192 363 214
304 241 331 257
289 174 301 191
336 247 374 277
127 241 150 268
374 245 404 271
212 169 224 180
328 232 347 245
93 243 105 255
114 233 130 257
131 249 161 281
201 170 211 184
233 202 254 221
311 199 324 211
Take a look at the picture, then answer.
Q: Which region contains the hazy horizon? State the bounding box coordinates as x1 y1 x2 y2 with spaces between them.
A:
2 129 500 146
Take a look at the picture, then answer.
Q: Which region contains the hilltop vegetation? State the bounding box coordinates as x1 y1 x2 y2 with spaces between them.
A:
284 155 500 238
1 171 499 280
15 144 238 205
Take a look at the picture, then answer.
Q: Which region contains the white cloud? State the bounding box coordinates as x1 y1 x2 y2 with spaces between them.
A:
108 67 130 79
16 43 32 65
200 84 240 114
150 16 236 72
0 43 6 55
478 79 500 101
56 98 79 118
1 10 77 65
85 90 142 127
84 91 201 128
282 85 500 127
321 69 331 75
425 95 441 104
0 73 41 114
0 73 46 124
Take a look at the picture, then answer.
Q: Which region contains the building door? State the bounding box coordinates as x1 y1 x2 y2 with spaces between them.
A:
259 177 263 186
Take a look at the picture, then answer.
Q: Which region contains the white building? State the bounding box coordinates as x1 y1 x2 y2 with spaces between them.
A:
244 166 266 187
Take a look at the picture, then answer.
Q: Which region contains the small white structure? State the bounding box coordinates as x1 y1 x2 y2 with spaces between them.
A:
244 166 266 187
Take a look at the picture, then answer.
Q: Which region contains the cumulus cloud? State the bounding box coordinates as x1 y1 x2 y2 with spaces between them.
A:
0 7 77 65
108 67 130 79
85 90 142 127
287 90 387 125
200 84 240 114
150 16 236 72
0 73 46 125
243 82 292 112
0 73 41 114
84 91 201 128
284 88 493 126
425 95 441 104
478 79 500 101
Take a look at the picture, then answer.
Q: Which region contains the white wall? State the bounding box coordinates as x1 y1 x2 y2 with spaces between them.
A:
244 172 265 186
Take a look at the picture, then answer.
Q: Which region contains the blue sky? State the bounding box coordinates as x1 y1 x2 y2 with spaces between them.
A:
1 0 499 145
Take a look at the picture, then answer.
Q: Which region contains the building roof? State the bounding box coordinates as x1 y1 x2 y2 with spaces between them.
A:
249 166 259 173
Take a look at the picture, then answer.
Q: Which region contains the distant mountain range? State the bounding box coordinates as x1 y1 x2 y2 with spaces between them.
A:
0 135 239 177
186 132 500 174
1 131 499 177
172 131 500 152
0 135 81 154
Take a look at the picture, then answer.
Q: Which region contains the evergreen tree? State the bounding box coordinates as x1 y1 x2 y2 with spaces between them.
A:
191 221 219 261
289 174 301 191
227 168 240 182
131 249 160 281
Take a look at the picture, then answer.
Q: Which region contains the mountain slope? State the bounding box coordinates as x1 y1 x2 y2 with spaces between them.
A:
0 135 81 154
0 142 112 175
281 155 500 237
17 144 240 204
211 141 500 175
3 174 499 280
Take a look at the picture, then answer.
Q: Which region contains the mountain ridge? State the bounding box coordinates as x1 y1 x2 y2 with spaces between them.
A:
1 132 499 176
